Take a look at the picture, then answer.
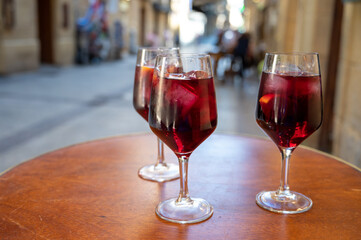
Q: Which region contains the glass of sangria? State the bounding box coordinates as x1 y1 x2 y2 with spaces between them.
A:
255 52 323 214
149 53 217 223
133 47 179 182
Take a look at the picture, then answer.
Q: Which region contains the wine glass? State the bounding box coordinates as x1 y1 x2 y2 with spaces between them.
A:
149 53 217 223
133 47 180 182
255 52 323 214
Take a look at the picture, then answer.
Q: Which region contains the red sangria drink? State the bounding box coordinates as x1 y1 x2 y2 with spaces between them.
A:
149 72 217 155
149 54 217 224
255 53 323 214
133 65 154 121
132 47 179 182
256 72 322 149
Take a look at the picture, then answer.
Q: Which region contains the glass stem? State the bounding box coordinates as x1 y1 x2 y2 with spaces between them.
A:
156 137 165 165
277 148 293 196
176 155 191 203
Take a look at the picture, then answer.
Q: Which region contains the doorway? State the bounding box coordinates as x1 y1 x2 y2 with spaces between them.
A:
37 0 54 63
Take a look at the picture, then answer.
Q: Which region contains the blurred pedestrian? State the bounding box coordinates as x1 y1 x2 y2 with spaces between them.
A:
233 32 254 78
113 20 124 59
146 32 160 47
76 0 110 64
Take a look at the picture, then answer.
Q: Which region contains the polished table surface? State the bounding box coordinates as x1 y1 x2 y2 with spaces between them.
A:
0 133 360 239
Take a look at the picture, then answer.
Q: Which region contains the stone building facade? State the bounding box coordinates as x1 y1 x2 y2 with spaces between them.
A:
0 0 76 73
0 0 40 73
0 0 171 74
333 2 361 167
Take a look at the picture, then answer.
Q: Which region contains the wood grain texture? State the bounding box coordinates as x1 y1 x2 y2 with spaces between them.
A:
0 134 360 239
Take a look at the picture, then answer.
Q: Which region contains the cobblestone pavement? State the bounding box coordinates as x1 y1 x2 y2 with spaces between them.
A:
0 55 264 173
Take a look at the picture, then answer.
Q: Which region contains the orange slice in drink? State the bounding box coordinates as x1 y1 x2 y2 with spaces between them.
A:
259 94 275 105
259 94 279 121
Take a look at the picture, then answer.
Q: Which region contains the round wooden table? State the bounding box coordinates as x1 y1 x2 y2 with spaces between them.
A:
0 134 360 239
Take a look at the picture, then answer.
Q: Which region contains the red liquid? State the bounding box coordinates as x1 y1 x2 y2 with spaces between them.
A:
133 65 154 121
149 72 217 155
256 72 323 148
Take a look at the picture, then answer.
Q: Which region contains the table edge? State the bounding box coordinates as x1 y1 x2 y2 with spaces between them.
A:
217 131 361 173
0 132 152 176
1 132 360 177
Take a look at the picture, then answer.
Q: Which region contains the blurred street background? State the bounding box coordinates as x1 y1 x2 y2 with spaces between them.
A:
0 54 262 172
1 0 361 172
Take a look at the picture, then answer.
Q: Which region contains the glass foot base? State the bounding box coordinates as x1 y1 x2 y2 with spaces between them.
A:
256 190 312 214
156 197 213 224
138 163 179 182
